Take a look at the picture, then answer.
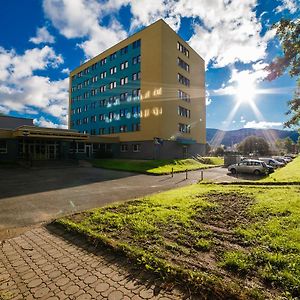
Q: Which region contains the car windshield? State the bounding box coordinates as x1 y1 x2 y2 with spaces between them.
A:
261 162 267 167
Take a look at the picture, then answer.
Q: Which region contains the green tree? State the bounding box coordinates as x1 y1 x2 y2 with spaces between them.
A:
237 136 270 156
265 19 300 128
214 146 225 156
284 137 294 153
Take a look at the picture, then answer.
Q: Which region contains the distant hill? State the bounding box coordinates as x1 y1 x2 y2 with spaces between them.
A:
206 128 299 147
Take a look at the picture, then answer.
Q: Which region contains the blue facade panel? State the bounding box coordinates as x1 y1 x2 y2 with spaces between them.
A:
70 40 141 136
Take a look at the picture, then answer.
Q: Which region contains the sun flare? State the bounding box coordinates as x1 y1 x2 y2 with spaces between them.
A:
235 78 256 104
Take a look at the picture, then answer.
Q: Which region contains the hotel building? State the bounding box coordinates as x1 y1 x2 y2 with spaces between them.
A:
69 19 206 159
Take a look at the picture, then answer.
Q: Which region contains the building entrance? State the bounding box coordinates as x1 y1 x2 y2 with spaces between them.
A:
19 140 59 160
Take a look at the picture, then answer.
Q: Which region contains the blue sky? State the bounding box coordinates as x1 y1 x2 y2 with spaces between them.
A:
0 0 299 130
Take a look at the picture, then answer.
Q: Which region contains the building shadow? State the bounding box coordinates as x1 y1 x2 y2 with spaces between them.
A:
0 164 137 199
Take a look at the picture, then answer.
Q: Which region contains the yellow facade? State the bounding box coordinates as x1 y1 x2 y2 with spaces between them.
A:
69 19 206 144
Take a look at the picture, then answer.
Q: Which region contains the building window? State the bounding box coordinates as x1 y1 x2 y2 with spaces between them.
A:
99 85 106 93
132 55 141 65
120 61 128 70
76 119 81 125
91 115 96 123
177 41 189 58
120 108 129 117
119 125 128 133
133 144 141 152
108 127 115 134
178 123 191 133
99 128 105 135
99 114 105 121
91 89 97 96
178 90 190 102
120 77 128 85
110 66 117 74
90 129 96 135
109 81 117 89
99 99 107 107
178 73 190 86
120 144 128 152
108 96 116 105
83 92 89 99
132 39 141 49
0 140 7 153
77 71 83 78
120 92 128 102
91 62 97 70
132 72 141 81
108 112 114 120
132 106 140 116
132 123 140 132
132 88 141 100
91 75 98 83
84 105 88 111
83 117 89 124
83 79 89 86
76 107 82 114
83 67 90 74
178 106 191 118
91 101 96 109
110 52 117 60
120 46 128 55
77 83 82 90
100 71 106 79
177 57 190 72
100 58 107 66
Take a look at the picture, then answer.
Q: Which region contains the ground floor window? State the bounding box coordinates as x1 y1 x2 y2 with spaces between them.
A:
0 140 7 153
133 144 141 152
120 144 128 152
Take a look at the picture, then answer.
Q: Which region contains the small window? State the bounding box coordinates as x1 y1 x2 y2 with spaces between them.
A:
132 39 141 49
120 144 128 152
0 140 7 153
133 144 141 152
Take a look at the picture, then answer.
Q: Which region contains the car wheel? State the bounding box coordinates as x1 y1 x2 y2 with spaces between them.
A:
231 169 237 174
253 170 260 175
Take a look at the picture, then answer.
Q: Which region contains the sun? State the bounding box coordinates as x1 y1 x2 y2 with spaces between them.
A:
235 78 257 104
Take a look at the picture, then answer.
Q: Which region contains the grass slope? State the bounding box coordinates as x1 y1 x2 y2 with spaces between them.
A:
262 156 300 182
57 184 300 299
93 157 223 175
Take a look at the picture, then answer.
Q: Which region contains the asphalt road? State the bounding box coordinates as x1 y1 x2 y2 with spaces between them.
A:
0 165 245 239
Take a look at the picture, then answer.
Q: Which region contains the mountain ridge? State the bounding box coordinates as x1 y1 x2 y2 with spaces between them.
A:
206 128 299 147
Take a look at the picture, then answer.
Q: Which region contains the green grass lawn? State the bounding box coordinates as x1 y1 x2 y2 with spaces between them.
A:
56 183 300 299
262 155 300 182
92 157 223 175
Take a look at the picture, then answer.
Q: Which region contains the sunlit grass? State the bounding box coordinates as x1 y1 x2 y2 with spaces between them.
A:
92 157 223 174
261 156 300 182
57 184 300 298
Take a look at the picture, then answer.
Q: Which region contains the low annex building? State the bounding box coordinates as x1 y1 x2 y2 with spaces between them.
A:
0 115 118 161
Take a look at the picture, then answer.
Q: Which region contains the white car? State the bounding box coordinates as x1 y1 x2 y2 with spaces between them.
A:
228 159 271 175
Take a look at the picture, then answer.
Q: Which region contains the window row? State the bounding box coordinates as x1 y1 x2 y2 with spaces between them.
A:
177 57 190 72
178 73 190 87
71 89 141 104
71 58 141 91
98 123 140 135
72 106 140 123
120 143 141 152
178 90 191 102
0 140 7 153
178 106 191 118
72 40 141 79
178 123 191 133
177 41 189 58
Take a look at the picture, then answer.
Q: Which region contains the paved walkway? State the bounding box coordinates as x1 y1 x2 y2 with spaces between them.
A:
0 226 184 300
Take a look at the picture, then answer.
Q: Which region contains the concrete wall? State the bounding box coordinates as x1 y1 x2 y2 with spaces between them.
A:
117 140 205 160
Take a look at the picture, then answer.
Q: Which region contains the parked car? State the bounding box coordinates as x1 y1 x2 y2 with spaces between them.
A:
272 156 287 164
228 159 271 175
259 158 285 168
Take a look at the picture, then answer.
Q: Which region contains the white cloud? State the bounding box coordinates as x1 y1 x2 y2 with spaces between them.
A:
244 121 283 129
205 89 212 105
61 67 70 74
0 46 68 125
29 27 55 44
43 0 127 58
34 116 67 128
276 0 299 14
240 116 246 123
